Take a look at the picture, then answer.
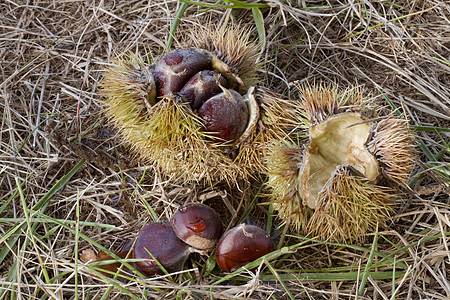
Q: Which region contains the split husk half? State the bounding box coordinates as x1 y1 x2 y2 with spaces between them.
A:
266 83 416 242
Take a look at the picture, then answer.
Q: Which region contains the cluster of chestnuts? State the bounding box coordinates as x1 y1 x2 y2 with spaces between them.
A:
100 23 300 183
81 203 274 277
134 203 223 276
144 48 250 142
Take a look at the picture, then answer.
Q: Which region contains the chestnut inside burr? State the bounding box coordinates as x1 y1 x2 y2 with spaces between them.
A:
149 48 251 142
179 70 228 110
153 49 211 97
197 90 249 142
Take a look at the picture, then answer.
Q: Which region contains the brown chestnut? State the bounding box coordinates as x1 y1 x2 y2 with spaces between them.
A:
171 203 223 250
197 89 249 142
153 48 211 96
179 70 228 110
133 221 191 276
216 224 274 272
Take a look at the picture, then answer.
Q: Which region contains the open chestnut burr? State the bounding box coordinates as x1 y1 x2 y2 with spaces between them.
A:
171 203 223 250
133 221 191 276
266 83 416 242
100 23 301 184
215 224 274 273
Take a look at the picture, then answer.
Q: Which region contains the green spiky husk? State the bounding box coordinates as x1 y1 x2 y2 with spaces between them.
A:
267 143 396 242
100 53 154 117
102 69 242 184
368 118 416 186
266 83 415 242
298 83 378 126
235 87 305 174
187 22 261 93
308 167 395 241
131 96 243 184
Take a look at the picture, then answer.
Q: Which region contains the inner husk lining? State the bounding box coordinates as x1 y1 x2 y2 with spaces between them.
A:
300 112 380 209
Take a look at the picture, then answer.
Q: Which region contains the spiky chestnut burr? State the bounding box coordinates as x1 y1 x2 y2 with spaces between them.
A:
100 23 301 183
185 22 261 93
266 84 416 242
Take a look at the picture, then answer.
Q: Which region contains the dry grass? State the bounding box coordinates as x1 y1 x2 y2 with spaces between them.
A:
1 0 449 299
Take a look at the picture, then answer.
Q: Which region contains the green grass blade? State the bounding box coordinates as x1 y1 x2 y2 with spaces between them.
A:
17 178 51 284
0 159 85 299
0 218 121 230
167 2 188 50
266 263 294 300
409 125 450 133
377 232 450 266
266 204 274 236
5 241 27 300
74 194 80 300
288 235 408 270
18 114 60 152
88 268 141 300
138 193 159 222
346 8 433 39
358 227 378 297
252 7 265 47
392 257 396 300
254 271 408 281
144 248 173 281
30 210 146 279
434 57 450 66
0 188 19 216
179 0 268 9
223 0 269 7
237 184 264 224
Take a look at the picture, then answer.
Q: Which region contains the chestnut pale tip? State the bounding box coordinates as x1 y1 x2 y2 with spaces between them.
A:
216 223 274 273
171 203 223 250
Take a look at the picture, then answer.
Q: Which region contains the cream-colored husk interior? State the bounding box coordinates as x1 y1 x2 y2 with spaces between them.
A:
300 112 380 209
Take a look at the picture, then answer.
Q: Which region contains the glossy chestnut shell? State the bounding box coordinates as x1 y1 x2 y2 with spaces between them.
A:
153 48 211 97
133 221 191 276
216 224 274 272
179 70 228 110
197 89 249 142
171 203 223 250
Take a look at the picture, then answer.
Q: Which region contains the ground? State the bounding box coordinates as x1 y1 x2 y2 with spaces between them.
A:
0 1 449 299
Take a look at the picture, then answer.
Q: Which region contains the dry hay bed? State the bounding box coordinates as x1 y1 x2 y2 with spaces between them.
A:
0 0 449 299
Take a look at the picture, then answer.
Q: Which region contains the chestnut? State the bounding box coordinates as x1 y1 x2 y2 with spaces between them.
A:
171 203 223 250
215 224 274 272
153 48 211 96
133 221 191 276
179 70 228 110
197 89 249 142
